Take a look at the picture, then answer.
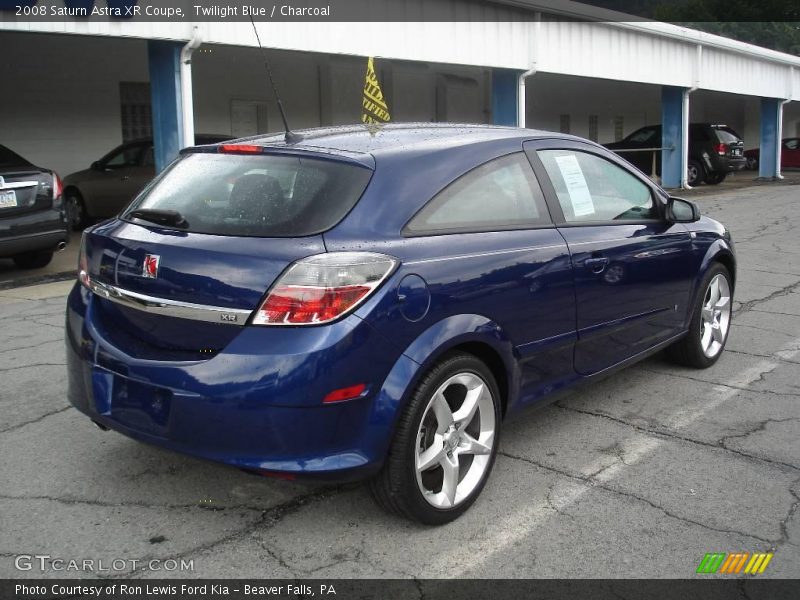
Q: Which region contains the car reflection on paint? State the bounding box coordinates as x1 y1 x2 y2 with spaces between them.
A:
66 124 735 524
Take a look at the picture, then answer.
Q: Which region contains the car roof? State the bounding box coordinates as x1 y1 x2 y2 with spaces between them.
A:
228 123 572 157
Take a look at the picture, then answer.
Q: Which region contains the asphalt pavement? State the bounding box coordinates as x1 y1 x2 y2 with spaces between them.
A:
1 179 798 580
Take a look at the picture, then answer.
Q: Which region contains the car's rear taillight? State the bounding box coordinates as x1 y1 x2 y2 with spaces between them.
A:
36 171 62 204
78 234 90 289
252 252 398 326
715 143 728 156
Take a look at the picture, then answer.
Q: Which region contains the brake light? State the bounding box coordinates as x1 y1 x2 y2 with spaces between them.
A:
78 234 90 289
219 144 263 154
252 252 398 325
715 143 727 156
53 172 63 200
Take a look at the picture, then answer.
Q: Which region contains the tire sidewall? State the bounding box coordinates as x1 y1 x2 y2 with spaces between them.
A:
397 354 502 525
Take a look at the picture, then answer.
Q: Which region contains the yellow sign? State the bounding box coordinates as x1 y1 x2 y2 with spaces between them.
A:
362 57 391 125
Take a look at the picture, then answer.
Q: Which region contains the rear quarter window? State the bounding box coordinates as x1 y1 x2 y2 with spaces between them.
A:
404 153 551 235
124 152 372 237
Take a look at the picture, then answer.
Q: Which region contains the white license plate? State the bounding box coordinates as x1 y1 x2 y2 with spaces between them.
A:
733 148 742 156
0 190 17 209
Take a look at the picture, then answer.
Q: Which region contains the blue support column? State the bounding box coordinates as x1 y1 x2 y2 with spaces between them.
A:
148 40 184 173
759 98 781 179
661 86 687 189
492 69 518 126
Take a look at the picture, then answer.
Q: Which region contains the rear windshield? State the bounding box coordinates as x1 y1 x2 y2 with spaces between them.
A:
0 145 30 168
124 152 372 237
711 126 742 144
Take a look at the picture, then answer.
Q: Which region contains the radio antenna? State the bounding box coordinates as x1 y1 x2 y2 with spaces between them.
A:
248 15 302 144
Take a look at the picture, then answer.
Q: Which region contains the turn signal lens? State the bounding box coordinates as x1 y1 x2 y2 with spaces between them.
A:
252 252 398 325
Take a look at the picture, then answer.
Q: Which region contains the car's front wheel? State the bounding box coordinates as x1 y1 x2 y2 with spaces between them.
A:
370 352 501 525
13 250 54 270
667 263 732 368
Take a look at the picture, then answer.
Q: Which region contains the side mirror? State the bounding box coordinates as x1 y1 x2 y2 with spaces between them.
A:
667 196 700 223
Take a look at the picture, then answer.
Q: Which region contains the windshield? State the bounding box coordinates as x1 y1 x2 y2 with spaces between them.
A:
124 152 372 237
0 145 31 168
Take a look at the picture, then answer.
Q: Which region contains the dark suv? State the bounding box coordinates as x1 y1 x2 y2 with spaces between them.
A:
605 123 746 186
0 144 68 269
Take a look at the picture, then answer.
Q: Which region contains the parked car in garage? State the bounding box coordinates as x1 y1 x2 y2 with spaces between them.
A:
744 137 800 170
63 134 230 230
67 124 735 524
605 123 747 186
0 144 68 269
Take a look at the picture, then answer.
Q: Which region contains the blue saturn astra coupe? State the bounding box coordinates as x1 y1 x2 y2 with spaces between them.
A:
66 124 735 524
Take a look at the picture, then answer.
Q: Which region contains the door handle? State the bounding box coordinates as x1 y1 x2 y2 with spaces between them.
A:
120 175 130 181
584 257 609 273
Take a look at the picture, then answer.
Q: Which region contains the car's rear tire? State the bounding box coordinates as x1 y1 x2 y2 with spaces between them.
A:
13 250 54 270
705 172 727 185
667 263 732 368
687 159 705 186
369 352 502 525
66 190 87 231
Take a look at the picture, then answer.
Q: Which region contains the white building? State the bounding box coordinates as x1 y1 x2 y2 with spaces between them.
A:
1 0 798 188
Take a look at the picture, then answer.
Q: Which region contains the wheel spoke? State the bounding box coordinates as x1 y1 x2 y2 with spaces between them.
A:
459 432 493 456
452 383 484 426
416 437 446 472
710 278 720 305
701 324 712 350
701 305 714 324
711 324 724 343
715 295 730 310
440 453 459 507
431 393 454 433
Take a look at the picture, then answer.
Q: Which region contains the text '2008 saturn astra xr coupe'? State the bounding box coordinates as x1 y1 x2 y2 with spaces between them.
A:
66 124 735 524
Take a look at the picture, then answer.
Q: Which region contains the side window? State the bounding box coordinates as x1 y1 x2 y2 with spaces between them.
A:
538 149 657 223
104 144 144 168
405 153 550 234
627 127 658 144
141 145 155 167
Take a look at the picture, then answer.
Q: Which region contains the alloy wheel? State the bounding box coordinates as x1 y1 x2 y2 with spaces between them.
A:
700 273 731 358
414 372 496 509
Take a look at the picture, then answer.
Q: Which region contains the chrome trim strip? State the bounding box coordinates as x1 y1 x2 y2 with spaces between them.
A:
404 244 565 266
88 279 252 325
0 180 38 190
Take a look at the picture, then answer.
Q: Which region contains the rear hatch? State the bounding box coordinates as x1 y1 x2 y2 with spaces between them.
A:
711 125 745 158
83 147 373 359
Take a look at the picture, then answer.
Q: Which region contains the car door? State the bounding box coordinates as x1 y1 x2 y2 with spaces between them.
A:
525 139 694 376
83 142 149 218
395 151 578 406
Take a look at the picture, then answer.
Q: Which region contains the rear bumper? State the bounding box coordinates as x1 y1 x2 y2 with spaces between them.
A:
0 206 68 257
709 156 747 173
65 283 406 481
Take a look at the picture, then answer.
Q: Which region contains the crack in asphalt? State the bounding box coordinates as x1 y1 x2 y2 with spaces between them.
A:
499 450 776 545
555 403 800 473
0 406 71 434
0 362 66 373
639 367 800 398
0 492 274 514
109 485 345 580
734 279 800 316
